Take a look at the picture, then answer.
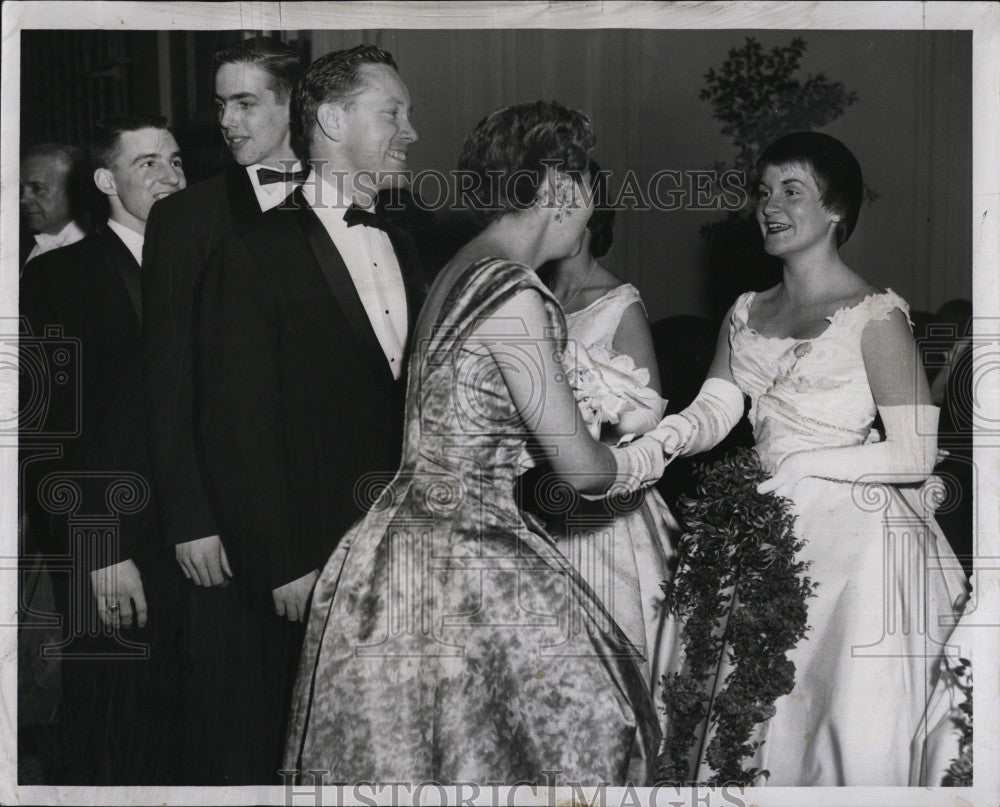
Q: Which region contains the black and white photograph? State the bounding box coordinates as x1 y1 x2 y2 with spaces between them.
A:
2 2 998 805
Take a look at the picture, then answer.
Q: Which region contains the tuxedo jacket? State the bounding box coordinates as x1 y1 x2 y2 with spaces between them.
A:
197 187 427 593
20 226 161 570
375 187 481 283
141 165 262 548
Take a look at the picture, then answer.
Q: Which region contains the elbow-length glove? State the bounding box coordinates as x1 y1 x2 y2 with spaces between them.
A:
580 434 668 501
607 434 668 494
645 377 745 457
757 404 941 498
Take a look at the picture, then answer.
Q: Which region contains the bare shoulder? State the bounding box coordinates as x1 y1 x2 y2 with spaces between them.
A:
836 277 882 309
757 282 783 302
596 264 625 291
749 283 782 312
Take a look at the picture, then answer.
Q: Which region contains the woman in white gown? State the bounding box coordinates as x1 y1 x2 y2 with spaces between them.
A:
652 132 968 785
540 160 679 704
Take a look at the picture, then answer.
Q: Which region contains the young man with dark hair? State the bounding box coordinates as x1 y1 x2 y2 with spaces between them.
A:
140 36 308 784
20 114 186 783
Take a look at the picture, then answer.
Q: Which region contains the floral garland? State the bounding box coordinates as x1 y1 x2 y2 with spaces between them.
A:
942 656 973 786
655 447 816 786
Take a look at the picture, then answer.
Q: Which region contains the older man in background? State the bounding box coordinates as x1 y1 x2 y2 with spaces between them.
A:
19 143 92 269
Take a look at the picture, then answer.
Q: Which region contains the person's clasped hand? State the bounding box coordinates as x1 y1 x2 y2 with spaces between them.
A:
175 534 232 587
756 451 815 499
272 569 320 622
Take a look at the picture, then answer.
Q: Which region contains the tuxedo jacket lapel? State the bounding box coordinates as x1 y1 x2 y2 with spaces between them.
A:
99 228 143 322
289 198 394 384
224 164 261 225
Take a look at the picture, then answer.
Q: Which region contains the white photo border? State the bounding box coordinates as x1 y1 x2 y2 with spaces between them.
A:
2 2 997 805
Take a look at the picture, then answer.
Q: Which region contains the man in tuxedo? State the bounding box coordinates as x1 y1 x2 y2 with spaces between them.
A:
142 36 305 596
196 44 425 779
140 38 305 783
19 114 186 783
20 144 92 269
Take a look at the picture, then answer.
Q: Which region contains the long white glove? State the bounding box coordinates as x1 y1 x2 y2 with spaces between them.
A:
757 404 940 498
581 434 667 500
610 433 668 493
645 377 744 457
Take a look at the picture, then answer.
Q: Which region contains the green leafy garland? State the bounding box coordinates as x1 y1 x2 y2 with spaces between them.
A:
655 448 816 786
942 657 973 786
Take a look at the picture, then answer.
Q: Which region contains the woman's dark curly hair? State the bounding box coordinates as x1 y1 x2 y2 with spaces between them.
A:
458 100 594 224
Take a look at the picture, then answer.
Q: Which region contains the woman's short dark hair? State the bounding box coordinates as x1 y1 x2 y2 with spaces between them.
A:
214 37 305 105
586 158 614 258
293 45 397 149
458 100 594 224
757 131 863 246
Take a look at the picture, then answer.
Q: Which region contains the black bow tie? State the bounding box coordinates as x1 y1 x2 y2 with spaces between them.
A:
343 203 384 230
256 166 309 186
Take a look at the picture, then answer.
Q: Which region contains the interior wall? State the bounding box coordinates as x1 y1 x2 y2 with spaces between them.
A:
18 27 972 321
310 28 973 321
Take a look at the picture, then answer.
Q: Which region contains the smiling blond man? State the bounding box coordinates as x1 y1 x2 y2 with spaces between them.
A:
194 45 427 783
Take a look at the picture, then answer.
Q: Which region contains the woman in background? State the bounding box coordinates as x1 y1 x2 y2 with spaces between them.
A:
652 131 967 785
541 160 679 706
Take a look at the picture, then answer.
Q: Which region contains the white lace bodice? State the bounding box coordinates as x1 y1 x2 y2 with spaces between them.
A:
566 283 644 352
729 288 911 472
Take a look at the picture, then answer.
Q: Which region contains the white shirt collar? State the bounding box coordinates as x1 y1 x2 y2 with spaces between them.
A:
301 169 350 209
246 161 304 213
31 219 86 256
105 219 145 266
301 170 354 233
298 168 407 380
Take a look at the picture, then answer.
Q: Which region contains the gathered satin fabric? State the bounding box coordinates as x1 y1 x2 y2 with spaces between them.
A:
284 259 660 785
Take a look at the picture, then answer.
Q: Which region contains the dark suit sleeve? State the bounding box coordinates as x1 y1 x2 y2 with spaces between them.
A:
197 233 307 592
22 244 158 570
18 264 56 555
141 199 219 547
81 300 160 570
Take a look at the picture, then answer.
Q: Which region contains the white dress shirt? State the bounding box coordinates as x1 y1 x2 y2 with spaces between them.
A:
302 170 408 379
106 219 145 266
25 219 86 264
246 162 305 213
